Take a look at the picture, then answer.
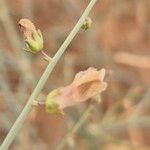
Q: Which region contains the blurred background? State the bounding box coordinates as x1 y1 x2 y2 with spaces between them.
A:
0 0 150 149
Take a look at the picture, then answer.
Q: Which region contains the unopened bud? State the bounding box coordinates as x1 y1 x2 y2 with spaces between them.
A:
18 18 44 53
81 17 92 30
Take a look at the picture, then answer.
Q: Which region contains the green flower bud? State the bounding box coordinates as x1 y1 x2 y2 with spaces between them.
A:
18 18 44 53
81 17 92 30
25 29 44 53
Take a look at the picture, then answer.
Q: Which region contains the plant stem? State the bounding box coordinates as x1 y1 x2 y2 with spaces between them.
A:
55 104 94 150
0 0 97 149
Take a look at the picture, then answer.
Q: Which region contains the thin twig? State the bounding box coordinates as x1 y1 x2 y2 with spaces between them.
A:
55 104 94 150
114 52 150 69
41 50 52 62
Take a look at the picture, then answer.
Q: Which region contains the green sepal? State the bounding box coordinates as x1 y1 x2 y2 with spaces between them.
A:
45 89 60 113
25 29 44 53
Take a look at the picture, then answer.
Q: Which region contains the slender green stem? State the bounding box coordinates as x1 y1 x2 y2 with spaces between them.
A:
55 105 94 150
0 0 97 150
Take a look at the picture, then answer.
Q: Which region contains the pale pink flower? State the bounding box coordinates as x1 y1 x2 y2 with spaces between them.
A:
46 68 107 113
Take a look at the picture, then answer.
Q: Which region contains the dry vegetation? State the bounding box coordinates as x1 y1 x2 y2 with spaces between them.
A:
0 0 150 149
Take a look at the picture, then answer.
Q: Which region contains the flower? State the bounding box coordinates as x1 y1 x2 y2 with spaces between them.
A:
18 18 44 53
45 68 107 113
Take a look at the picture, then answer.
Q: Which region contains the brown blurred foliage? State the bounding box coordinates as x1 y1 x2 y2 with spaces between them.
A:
0 0 150 149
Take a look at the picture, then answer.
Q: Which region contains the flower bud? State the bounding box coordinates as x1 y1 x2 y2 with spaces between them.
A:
81 17 92 30
18 18 44 53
